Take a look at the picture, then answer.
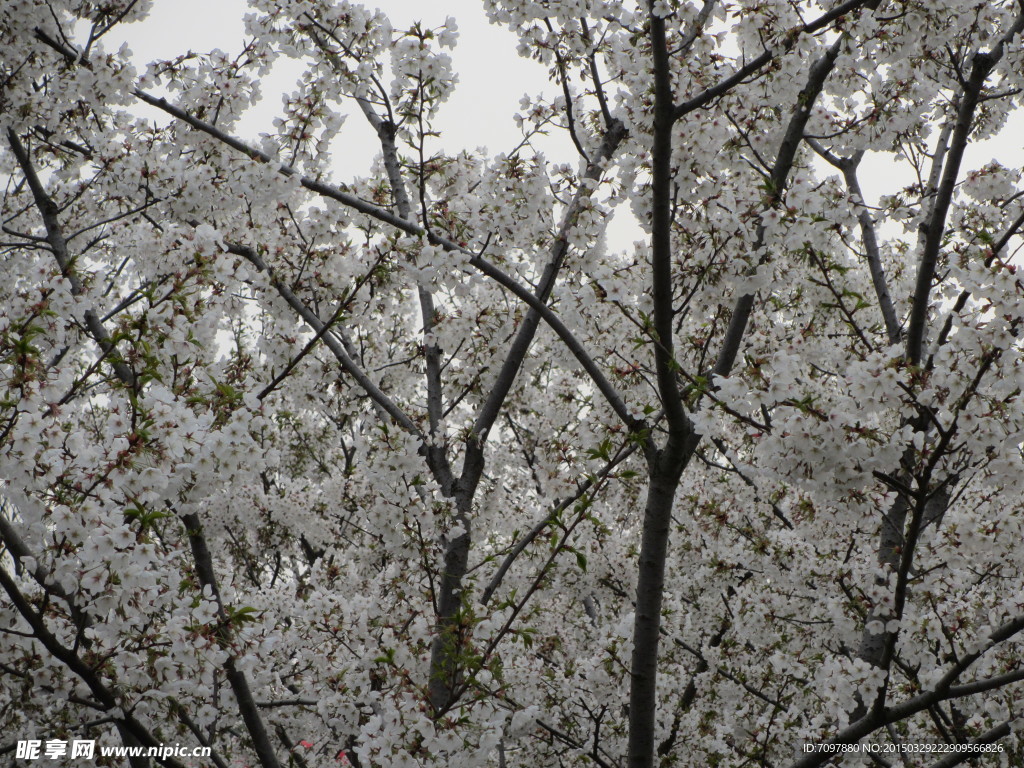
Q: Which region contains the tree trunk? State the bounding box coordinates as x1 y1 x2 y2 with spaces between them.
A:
628 451 691 768
428 493 473 714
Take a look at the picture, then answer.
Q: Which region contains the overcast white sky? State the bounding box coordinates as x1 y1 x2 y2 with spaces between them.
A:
116 1 1022 250
126 0 560 173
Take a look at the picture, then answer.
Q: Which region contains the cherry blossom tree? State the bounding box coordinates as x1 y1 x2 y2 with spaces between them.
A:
3 1 1024 767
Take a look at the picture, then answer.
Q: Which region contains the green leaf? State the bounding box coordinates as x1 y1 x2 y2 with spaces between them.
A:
575 551 588 572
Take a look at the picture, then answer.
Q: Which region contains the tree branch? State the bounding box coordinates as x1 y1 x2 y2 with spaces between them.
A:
0 567 187 768
127 89 638 440
181 513 284 768
306 25 452 483
789 612 1024 767
807 140 901 345
905 13 1024 365
671 0 873 121
226 242 422 438
480 439 639 606
648 1 689 434
712 33 847 380
6 129 137 387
